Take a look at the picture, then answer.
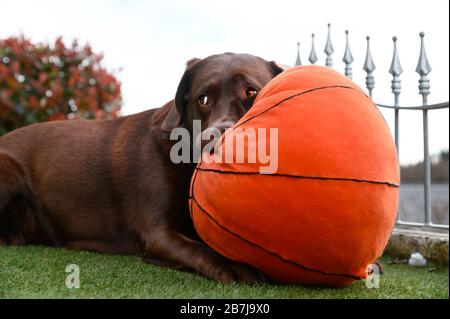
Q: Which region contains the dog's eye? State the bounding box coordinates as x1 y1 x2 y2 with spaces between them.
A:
198 95 209 106
246 88 258 99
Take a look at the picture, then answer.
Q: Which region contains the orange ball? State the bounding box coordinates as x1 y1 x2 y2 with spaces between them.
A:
189 65 399 286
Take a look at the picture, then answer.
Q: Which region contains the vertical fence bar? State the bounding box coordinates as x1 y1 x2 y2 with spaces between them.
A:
324 23 334 67
416 32 433 225
309 34 318 64
389 36 403 222
295 42 302 66
363 36 376 98
343 30 354 78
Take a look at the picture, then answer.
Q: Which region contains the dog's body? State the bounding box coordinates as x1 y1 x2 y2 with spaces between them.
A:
0 53 283 282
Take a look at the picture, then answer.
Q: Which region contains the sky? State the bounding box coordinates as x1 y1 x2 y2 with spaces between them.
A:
1 0 449 164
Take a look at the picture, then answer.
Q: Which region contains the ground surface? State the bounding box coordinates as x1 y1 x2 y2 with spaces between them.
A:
0 246 448 298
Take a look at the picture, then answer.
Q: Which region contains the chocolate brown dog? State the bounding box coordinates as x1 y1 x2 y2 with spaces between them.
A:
0 53 283 282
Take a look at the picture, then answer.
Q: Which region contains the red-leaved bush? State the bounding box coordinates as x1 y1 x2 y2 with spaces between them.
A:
0 35 122 135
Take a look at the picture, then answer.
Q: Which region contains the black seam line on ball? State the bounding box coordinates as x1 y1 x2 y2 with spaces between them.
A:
189 162 201 218
195 167 400 188
190 196 363 281
232 85 369 131
212 85 377 154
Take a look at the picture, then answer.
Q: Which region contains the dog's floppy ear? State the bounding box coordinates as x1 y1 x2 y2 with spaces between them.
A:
267 61 284 78
160 102 183 132
186 58 201 69
161 58 202 132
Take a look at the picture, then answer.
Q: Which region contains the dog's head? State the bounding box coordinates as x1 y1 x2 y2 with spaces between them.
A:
161 53 283 147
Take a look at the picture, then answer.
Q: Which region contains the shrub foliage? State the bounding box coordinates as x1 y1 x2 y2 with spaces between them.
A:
0 35 122 135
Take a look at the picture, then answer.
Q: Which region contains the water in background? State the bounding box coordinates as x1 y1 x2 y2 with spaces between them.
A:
398 183 449 225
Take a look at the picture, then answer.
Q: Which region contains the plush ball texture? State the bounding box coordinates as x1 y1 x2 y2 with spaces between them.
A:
189 65 399 286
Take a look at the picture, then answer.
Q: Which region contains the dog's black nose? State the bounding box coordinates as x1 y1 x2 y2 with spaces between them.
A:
198 121 236 154
212 120 235 134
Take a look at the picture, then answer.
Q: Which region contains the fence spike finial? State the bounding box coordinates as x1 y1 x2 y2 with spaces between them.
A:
389 36 403 157
295 42 301 66
389 36 403 106
363 36 376 97
416 32 432 102
389 36 403 78
324 23 334 67
309 33 318 64
342 30 354 78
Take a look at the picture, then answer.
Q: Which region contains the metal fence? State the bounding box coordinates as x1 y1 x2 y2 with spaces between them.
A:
294 24 449 229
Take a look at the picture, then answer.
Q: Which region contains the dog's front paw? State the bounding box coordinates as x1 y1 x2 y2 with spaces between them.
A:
195 245 267 283
210 260 267 284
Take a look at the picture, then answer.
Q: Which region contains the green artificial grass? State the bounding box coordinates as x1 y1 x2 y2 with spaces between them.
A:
0 245 448 298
